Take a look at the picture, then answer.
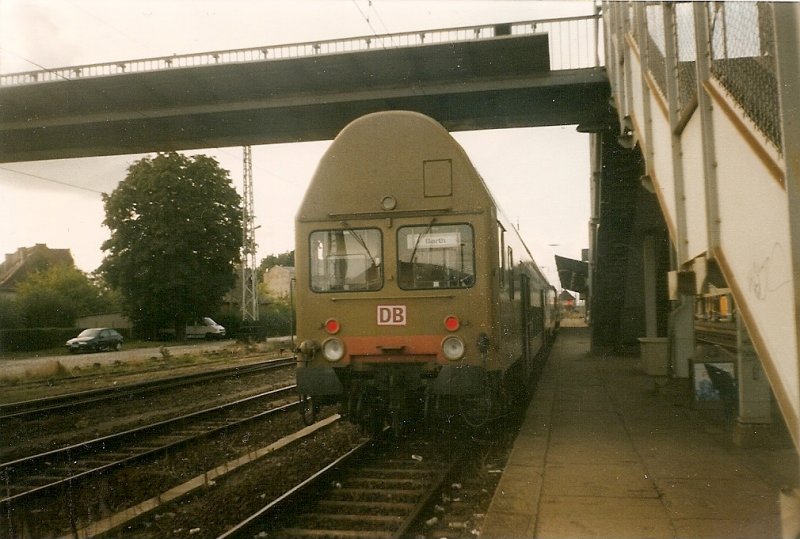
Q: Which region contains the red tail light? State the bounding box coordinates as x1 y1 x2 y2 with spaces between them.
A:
444 315 460 332
325 318 341 334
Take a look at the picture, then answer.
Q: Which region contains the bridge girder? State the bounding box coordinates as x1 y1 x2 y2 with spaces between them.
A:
0 34 612 162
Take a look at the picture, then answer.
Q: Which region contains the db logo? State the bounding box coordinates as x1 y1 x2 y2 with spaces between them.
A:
377 305 407 326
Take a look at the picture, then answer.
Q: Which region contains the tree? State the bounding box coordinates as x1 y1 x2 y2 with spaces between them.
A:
15 263 111 327
0 296 22 329
100 152 243 339
261 296 294 337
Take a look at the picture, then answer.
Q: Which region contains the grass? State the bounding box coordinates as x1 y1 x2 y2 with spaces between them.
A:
0 338 293 396
0 339 215 360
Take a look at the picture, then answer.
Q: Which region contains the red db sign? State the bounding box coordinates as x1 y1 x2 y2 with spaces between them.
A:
377 305 406 326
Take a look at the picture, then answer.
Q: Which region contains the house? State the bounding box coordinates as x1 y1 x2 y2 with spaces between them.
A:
0 244 74 299
263 266 295 299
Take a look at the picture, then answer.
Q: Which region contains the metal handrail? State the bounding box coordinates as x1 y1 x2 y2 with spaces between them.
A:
0 14 603 87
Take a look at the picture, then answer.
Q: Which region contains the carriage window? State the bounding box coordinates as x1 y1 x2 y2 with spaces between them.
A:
310 228 383 292
397 224 475 290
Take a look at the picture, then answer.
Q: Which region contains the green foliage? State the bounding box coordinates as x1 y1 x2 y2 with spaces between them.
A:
100 152 243 337
0 296 22 329
15 264 113 328
261 299 294 337
88 270 123 309
214 298 293 340
0 328 91 353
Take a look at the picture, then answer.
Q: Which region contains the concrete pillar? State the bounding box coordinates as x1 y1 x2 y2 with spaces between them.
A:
642 235 657 338
733 314 773 447
670 294 693 379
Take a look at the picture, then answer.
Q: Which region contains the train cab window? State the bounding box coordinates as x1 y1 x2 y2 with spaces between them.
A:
309 228 383 292
397 224 475 290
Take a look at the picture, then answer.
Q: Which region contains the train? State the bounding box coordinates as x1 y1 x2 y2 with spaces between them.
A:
294 111 558 432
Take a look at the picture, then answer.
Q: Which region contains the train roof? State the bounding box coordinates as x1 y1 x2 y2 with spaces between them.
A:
297 110 548 285
297 110 497 222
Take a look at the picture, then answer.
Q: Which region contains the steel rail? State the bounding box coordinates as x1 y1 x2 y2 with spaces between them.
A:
80 415 343 539
0 383 298 508
217 437 463 539
215 435 377 539
695 322 738 353
0 355 295 420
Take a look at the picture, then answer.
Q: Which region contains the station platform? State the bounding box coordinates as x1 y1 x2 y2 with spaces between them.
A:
482 326 798 539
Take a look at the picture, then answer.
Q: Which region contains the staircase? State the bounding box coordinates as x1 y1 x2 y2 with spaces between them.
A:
602 2 800 447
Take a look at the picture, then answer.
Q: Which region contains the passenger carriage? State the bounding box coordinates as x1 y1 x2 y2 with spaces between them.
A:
294 111 555 430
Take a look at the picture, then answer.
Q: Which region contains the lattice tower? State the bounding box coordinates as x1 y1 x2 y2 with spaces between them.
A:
241 145 259 321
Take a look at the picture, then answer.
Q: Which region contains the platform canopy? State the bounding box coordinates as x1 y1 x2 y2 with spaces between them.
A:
555 254 588 295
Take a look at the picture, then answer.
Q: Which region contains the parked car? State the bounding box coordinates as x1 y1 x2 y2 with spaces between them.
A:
66 328 124 353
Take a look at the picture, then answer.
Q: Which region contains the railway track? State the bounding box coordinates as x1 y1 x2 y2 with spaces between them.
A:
219 436 463 539
694 321 737 353
0 355 295 420
0 384 298 510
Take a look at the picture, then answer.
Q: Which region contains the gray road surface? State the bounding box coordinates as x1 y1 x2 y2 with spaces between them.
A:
0 340 237 379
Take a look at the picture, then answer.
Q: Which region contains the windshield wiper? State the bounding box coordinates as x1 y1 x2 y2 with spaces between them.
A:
342 224 377 267
409 217 436 264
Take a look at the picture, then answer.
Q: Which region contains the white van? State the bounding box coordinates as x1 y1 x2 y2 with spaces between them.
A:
186 317 226 339
160 317 226 340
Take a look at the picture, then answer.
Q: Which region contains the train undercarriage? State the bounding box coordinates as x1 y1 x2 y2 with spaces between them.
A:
299 355 542 435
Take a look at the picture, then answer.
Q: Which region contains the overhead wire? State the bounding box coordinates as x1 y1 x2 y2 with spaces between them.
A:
350 0 379 35
0 166 106 195
64 0 149 51
1 9 288 196
2 3 400 270
2 1 302 189
350 0 395 48
3 2 385 229
368 1 394 36
1 41 289 269
0 47 72 82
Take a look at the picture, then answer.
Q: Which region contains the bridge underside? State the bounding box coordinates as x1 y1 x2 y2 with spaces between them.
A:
0 35 612 162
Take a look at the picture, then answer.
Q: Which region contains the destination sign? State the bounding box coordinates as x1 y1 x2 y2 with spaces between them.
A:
406 233 460 250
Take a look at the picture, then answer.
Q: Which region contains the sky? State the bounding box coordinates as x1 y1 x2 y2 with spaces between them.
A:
0 0 596 285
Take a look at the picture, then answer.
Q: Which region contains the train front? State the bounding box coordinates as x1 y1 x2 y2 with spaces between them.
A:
294 111 498 431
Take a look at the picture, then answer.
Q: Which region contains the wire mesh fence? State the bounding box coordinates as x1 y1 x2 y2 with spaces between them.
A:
708 1 781 151
609 0 781 153
642 2 697 118
674 2 697 117
645 3 668 101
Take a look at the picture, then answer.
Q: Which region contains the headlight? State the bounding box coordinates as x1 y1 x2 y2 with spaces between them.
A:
441 336 465 361
322 338 345 362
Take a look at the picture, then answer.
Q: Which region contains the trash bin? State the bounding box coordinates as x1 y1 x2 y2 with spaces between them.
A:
638 337 669 376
